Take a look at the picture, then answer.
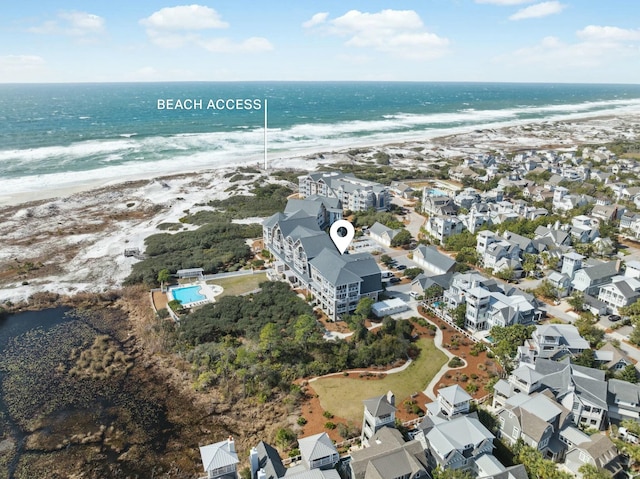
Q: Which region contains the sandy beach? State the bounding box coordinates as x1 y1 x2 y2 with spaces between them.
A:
1 112 639 304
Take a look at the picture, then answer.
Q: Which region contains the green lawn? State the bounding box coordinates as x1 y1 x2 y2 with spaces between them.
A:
311 337 447 423
207 272 267 298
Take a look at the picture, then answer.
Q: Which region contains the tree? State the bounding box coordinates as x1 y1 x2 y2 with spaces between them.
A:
567 291 585 312
424 284 444 299
523 253 538 275
294 314 319 347
578 463 612 479
391 229 413 247
157 268 170 291
495 267 515 282
535 280 557 301
452 303 467 329
444 230 477 252
355 297 374 319
456 247 479 266
404 267 424 280
431 467 473 479
259 323 280 353
573 348 596 368
617 363 639 384
274 427 297 450
380 254 394 266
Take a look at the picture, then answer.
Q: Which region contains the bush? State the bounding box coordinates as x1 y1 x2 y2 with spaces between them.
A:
297 417 307 426
324 422 337 430
448 357 464 368
323 411 334 419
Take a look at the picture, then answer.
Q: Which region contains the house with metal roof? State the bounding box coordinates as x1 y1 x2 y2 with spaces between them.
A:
518 324 589 364
298 433 340 471
607 378 640 421
361 391 396 447
368 222 402 247
412 245 456 276
425 385 472 420
496 392 572 462
563 433 624 479
417 413 495 473
594 343 635 373
350 427 428 479
199 436 239 479
534 359 609 430
492 365 545 409
597 275 640 314
571 259 620 296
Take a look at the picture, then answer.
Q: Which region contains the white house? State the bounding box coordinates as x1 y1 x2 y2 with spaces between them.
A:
412 245 456 275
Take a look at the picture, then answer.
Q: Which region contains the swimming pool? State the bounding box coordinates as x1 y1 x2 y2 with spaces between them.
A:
427 189 447 197
170 285 207 305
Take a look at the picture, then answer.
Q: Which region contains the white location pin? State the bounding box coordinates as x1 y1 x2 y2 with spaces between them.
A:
330 220 355 255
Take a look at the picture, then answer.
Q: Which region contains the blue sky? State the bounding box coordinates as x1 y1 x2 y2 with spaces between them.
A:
1 0 639 83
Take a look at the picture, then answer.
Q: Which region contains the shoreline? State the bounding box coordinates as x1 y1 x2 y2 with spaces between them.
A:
1 111 640 304
2 108 640 208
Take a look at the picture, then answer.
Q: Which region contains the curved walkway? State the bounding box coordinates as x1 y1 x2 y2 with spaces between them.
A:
307 357 414 383
421 317 466 401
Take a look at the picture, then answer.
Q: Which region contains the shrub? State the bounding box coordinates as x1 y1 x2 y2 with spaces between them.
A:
297 417 307 426
448 357 464 368
323 411 334 419
324 422 337 430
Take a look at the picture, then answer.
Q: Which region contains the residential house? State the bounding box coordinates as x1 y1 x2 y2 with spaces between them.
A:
608 378 640 421
350 427 428 479
571 260 620 296
450 165 480 183
424 215 465 244
597 275 640 314
418 413 496 474
518 324 589 363
582 294 608 317
620 212 640 239
298 433 339 471
561 252 585 279
361 391 396 447
298 172 389 212
422 194 458 217
534 359 609 430
594 343 635 373
624 260 640 279
534 225 572 249
368 222 401 247
249 441 286 479
492 365 545 409
200 437 239 479
591 204 622 223
412 245 456 275
496 392 572 461
389 181 414 199
410 273 452 297
425 385 472 420
570 215 600 244
563 433 624 479
547 272 572 298
454 188 481 210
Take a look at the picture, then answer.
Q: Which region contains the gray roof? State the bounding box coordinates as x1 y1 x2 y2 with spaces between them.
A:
199 439 239 472
298 433 338 465
582 260 619 280
438 384 472 405
285 469 341 479
350 427 427 479
253 441 286 479
363 394 396 417
369 221 400 239
414 245 456 273
534 359 608 409
608 378 640 408
511 365 544 385
310 249 382 291
425 414 494 457
478 464 529 479
501 231 534 251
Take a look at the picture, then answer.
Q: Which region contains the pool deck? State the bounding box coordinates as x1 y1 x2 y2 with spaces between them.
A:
167 283 223 308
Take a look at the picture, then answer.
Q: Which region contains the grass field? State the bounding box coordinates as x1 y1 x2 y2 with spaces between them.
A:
310 337 447 423
208 272 267 298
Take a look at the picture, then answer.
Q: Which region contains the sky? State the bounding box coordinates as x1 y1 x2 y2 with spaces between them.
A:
1 0 639 83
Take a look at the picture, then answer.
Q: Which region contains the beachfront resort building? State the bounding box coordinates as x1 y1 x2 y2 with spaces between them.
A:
298 172 389 212
263 196 382 320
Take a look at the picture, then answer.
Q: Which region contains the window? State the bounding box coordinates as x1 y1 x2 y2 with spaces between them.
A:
513 426 520 437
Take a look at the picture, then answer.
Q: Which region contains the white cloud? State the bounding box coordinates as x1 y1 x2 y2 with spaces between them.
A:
28 11 105 36
198 37 274 53
0 54 45 68
314 9 449 59
140 5 273 54
0 55 47 82
509 1 566 20
577 25 640 42
140 5 228 31
475 0 533 5
303 12 329 29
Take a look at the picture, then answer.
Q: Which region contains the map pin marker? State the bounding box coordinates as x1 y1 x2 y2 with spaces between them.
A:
330 220 355 255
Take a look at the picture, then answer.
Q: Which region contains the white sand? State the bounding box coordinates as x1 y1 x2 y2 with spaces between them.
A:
1 113 639 304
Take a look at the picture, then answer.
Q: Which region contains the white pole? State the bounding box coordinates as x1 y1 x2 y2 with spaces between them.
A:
264 98 268 170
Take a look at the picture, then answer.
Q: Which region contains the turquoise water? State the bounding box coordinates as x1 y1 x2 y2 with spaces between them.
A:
486 335 495 343
1 82 640 195
428 188 447 196
171 285 206 304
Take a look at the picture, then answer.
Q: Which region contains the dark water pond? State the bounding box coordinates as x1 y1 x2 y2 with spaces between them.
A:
0 307 179 478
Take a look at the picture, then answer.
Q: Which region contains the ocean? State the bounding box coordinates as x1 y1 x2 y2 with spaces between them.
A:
1 81 640 198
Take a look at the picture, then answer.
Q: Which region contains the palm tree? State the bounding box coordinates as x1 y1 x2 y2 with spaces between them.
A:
157 269 170 292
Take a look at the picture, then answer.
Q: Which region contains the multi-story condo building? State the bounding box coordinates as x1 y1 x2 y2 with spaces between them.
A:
518 324 590 363
298 172 389 212
263 197 382 320
361 391 396 447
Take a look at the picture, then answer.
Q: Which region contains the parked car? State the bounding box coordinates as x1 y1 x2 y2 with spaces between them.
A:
389 277 401 284
396 264 407 271
409 291 420 298
609 315 622 322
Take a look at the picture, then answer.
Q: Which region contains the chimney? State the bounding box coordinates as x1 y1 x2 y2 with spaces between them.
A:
257 470 267 479
386 390 395 407
227 436 235 453
250 447 259 477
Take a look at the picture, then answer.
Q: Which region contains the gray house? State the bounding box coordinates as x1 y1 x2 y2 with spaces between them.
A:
412 245 456 276
608 378 640 422
563 433 624 478
361 391 396 447
350 427 428 479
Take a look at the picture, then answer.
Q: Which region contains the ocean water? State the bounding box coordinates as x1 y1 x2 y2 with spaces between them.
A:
1 81 640 197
